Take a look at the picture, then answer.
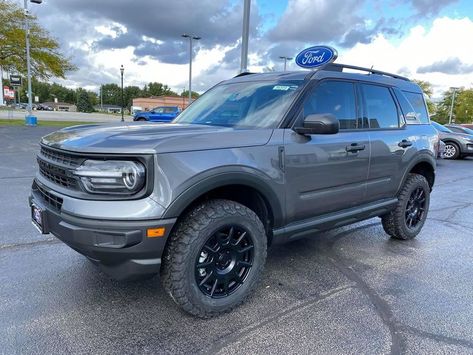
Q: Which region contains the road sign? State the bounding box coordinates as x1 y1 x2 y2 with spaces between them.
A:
10 75 22 87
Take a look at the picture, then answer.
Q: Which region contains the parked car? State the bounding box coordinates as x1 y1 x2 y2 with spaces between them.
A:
37 104 53 111
431 121 473 159
30 64 437 317
445 124 473 135
133 106 181 122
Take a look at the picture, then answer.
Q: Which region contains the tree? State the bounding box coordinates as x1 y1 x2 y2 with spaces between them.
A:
434 88 473 124
76 88 94 113
146 82 178 97
180 90 200 99
0 0 76 79
101 83 121 106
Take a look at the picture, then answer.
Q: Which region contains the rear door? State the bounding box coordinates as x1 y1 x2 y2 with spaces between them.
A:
284 80 370 224
361 83 415 202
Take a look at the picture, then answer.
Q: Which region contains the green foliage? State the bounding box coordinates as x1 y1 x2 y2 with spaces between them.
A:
0 0 76 79
180 90 200 99
147 82 178 97
76 88 94 113
435 88 473 124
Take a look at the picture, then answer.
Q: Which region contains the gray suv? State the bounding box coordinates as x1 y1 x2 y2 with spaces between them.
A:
30 64 437 317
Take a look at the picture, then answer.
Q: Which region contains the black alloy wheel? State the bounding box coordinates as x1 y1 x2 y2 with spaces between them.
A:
195 225 254 298
405 187 426 229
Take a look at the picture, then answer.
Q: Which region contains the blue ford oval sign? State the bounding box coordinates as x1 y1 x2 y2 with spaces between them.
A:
295 46 338 69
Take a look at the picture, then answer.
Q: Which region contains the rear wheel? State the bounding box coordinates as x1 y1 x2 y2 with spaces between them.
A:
381 173 430 240
161 199 267 318
443 142 460 159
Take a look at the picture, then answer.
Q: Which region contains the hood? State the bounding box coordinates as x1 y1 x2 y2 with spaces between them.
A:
41 122 273 154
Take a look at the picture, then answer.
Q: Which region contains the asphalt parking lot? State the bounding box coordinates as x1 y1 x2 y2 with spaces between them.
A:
1 125 473 354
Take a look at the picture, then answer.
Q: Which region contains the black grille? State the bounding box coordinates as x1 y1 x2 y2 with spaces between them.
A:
37 146 81 190
40 146 81 167
38 159 77 189
34 181 63 211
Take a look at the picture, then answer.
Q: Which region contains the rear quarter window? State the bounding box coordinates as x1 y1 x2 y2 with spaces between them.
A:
398 90 430 124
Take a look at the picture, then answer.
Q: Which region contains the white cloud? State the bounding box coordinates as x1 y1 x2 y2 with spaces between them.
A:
339 17 473 98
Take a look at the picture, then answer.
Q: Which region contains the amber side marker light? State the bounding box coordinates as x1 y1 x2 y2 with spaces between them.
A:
147 227 166 238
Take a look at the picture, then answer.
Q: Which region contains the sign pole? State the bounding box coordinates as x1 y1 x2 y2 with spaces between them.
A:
0 66 4 106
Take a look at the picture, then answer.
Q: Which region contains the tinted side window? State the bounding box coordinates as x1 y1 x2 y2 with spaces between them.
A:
304 81 358 129
403 91 429 124
361 84 399 129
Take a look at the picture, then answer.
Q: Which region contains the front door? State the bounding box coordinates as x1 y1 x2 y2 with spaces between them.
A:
284 80 370 224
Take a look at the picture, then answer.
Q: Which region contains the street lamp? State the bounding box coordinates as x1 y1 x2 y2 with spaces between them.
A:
24 0 43 125
449 87 460 124
279 56 293 71
182 34 201 106
120 65 124 122
240 0 251 73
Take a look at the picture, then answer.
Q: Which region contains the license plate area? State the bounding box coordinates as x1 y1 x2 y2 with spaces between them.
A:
31 204 49 234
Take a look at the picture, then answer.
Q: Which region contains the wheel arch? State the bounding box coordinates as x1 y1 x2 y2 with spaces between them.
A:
162 172 284 244
397 155 436 193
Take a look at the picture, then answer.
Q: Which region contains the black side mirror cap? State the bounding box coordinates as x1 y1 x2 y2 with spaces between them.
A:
294 113 340 135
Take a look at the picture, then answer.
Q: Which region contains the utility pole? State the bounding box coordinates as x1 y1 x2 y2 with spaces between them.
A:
120 65 124 122
240 0 251 73
24 0 42 124
182 34 201 106
0 66 4 106
449 87 460 124
100 85 103 111
279 56 293 71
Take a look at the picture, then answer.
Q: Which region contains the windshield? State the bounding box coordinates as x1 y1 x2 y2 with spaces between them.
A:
431 121 452 133
174 80 302 128
450 125 473 135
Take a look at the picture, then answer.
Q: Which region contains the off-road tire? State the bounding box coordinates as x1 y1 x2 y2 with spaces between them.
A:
381 173 430 240
160 199 267 318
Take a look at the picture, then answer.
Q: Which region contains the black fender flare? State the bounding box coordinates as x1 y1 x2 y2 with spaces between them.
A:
396 152 436 194
162 169 284 227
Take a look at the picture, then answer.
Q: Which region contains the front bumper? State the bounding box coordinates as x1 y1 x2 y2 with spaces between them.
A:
29 182 176 280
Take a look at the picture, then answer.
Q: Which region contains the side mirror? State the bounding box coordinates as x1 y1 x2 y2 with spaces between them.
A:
405 112 419 121
295 113 339 135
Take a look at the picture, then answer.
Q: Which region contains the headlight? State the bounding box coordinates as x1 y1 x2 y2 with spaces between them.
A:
74 160 145 195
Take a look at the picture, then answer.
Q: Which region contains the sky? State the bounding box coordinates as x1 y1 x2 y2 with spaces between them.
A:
23 0 473 98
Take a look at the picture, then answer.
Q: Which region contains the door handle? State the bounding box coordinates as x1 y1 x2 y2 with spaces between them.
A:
398 139 413 148
346 143 366 153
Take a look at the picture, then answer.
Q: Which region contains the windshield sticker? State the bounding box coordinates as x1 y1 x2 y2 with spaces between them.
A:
273 85 290 91
273 85 298 91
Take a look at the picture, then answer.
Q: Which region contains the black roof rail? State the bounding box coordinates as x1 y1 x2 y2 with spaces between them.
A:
322 63 410 81
234 71 255 78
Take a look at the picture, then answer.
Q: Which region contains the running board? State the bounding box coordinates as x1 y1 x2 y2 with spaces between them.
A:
272 198 398 244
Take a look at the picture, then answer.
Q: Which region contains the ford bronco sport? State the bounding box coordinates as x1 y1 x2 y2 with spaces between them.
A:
30 63 437 317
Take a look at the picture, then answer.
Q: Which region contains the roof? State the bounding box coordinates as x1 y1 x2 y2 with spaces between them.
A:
227 63 421 92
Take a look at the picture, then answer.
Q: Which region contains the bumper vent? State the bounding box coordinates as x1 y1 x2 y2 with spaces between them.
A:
33 181 63 211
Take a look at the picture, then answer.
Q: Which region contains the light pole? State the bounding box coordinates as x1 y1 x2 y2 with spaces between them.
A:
120 65 124 122
449 87 460 124
279 56 293 71
240 0 251 73
24 0 42 125
182 34 201 106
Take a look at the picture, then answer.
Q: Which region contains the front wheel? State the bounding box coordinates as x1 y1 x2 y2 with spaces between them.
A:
444 142 460 159
161 199 267 318
381 173 430 240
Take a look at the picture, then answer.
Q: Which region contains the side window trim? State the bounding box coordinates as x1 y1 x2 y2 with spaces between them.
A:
293 79 361 131
359 83 403 130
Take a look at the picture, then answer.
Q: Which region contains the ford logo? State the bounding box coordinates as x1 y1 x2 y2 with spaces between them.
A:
295 46 338 69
